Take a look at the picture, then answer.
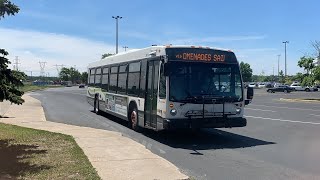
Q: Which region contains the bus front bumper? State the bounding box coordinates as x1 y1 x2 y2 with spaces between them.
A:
163 117 247 129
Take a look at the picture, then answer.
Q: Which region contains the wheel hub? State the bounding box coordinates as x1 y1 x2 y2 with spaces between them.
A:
131 111 137 126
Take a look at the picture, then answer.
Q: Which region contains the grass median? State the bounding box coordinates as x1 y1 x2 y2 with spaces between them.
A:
20 84 62 93
0 123 100 180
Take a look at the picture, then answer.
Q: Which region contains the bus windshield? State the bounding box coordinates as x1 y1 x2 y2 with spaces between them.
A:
169 62 243 102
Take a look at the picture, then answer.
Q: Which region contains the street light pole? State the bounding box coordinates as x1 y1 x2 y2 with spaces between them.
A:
123 46 128 52
112 16 122 54
277 54 281 81
282 41 289 77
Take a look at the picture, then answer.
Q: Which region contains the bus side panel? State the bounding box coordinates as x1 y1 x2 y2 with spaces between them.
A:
156 99 166 130
104 94 128 118
87 86 97 107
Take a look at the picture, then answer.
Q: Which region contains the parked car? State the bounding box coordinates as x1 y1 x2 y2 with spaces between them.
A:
290 83 318 92
267 85 294 93
248 83 256 88
258 83 266 88
79 84 85 88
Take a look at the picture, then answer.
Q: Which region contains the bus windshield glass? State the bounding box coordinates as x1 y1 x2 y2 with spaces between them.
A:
169 62 243 102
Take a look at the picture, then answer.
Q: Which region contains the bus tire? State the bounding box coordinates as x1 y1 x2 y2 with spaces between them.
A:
129 107 140 132
94 95 100 115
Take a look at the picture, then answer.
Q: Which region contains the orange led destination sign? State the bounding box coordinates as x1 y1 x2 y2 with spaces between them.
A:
166 48 237 63
175 53 225 62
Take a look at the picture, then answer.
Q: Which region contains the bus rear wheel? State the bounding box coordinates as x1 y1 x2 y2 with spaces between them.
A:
94 96 100 115
129 108 140 131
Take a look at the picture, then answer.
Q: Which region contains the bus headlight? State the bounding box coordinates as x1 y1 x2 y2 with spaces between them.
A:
170 109 177 116
236 108 241 114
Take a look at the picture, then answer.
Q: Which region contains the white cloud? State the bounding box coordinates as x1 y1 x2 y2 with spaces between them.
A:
0 28 116 76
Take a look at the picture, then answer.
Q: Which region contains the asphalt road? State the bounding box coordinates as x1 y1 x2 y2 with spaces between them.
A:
30 87 320 180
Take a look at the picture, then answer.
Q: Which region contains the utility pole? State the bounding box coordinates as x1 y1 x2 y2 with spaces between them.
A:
13 56 21 71
277 54 281 81
123 46 128 52
54 64 64 77
112 16 123 54
39 61 47 78
282 41 289 77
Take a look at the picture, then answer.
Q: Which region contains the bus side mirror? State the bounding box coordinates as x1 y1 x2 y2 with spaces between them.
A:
247 87 254 99
245 87 254 105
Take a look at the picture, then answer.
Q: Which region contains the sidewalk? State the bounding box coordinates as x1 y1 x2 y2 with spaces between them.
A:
0 95 188 180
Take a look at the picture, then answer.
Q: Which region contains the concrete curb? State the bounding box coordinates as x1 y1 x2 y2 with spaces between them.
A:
0 95 189 180
280 98 320 103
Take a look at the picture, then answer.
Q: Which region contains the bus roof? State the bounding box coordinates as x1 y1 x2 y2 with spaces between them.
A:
88 45 234 69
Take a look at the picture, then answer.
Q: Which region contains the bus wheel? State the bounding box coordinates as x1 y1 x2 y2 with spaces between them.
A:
129 108 140 131
94 97 100 115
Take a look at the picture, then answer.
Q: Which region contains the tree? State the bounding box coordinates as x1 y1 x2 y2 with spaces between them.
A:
240 62 253 82
59 67 71 81
279 70 285 83
313 66 320 82
301 75 314 87
101 53 113 59
0 0 19 19
0 0 26 105
69 67 81 84
292 72 305 83
59 67 81 83
81 72 88 84
298 56 315 75
311 40 320 59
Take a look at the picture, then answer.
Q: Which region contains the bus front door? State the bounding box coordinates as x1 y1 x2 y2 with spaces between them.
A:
145 61 159 129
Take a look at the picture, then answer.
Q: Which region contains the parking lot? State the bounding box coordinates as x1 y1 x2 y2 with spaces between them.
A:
31 87 320 179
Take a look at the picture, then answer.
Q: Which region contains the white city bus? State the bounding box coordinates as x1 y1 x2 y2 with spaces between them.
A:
87 45 253 131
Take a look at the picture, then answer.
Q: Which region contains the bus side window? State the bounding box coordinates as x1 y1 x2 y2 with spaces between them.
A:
109 66 118 93
117 64 128 94
95 67 102 88
128 61 141 96
159 63 166 99
102 67 109 91
139 60 147 98
89 69 95 86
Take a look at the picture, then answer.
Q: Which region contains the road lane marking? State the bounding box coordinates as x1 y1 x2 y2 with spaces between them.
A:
245 108 277 112
310 114 320 117
245 115 320 125
251 104 320 112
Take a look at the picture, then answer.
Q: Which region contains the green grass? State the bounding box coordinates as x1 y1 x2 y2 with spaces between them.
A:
0 123 101 180
20 85 62 93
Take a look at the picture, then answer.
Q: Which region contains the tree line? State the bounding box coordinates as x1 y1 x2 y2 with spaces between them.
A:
59 67 88 84
240 41 320 86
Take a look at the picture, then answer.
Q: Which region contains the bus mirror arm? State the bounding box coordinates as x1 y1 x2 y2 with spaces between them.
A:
163 63 170 76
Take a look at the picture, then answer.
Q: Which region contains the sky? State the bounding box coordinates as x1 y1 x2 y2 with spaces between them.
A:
1 0 320 76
